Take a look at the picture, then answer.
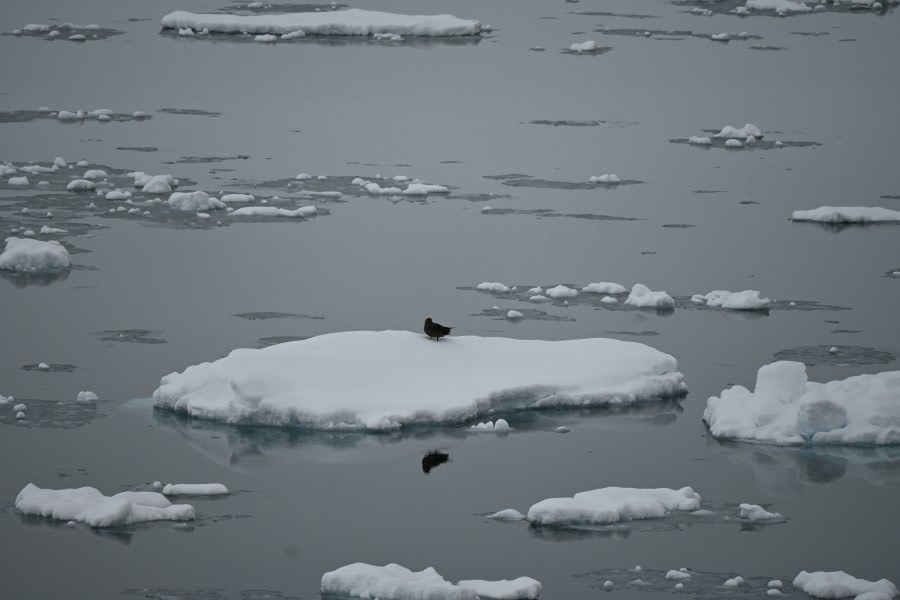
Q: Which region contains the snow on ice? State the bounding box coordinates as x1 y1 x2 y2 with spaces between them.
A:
582 282 627 295
527 486 701 527
0 238 71 273
624 284 675 308
793 571 897 600
690 290 770 310
15 483 194 528
321 563 541 600
161 9 482 37
153 330 686 430
162 483 228 496
704 361 900 445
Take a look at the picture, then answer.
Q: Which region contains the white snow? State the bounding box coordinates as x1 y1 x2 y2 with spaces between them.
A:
142 179 172 194
0 165 17 176
711 33 731 41
601 297 618 304
589 174 620 183
583 282 626 295
486 509 527 521
402 183 450 196
704 361 900 445
715 124 762 139
688 136 712 145
507 310 524 319
67 179 95 192
153 330 686 430
219 193 255 203
625 284 675 309
746 0 813 13
529 295 548 302
570 40 598 52
457 578 542 599
162 483 228 496
16 412 26 420
15 483 194 528
470 419 511 432
546 285 578 299
527 486 701 527
321 563 540 600
14 403 27 412
791 207 900 223
527 287 543 294
725 576 745 587
83 169 108 180
739 503 783 521
690 290 770 310
168 191 225 212
8 176 29 186
0 237 71 273
477 282 511 293
281 30 306 39
130 171 177 189
770 581 784 589
255 33 277 42
725 139 743 148
793 571 897 599
161 9 482 37
105 189 132 201
228 206 316 218
666 570 691 581
76 391 98 402
295 173 312 180
37 363 50 370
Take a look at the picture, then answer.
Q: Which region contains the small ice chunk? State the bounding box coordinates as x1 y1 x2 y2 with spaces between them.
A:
0 238 70 273
470 419 511 432
506 310 524 319
604 581 614 589
667 570 691 580
14 403 27 412
16 412 26 420
625 284 675 308
477 282 510 293
688 136 712 145
76 391 99 402
793 571 897 599
546 285 578 299
529 295 548 302
676 583 685 590
554 426 570 433
486 509 526 521
739 503 783 521
162 483 229 496
589 174 620 184
725 139 743 148
724 576 744 587
829 346 839 353
67 179 96 192
582 282 626 295
570 40 598 52
8 176 29 186
769 581 784 589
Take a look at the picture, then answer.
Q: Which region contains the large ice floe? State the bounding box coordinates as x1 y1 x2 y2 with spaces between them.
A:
704 361 900 445
160 9 482 37
0 237 71 273
321 563 541 600
527 486 701 527
793 571 897 600
15 483 195 528
791 207 900 224
153 331 685 430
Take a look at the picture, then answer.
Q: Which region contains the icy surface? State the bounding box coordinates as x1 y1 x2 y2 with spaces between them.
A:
486 509 527 521
162 483 228 496
624 284 675 308
691 290 770 310
715 123 762 139
793 571 897 599
456 578 542 599
527 486 701 527
153 330 685 430
739 503 784 521
582 282 627 295
704 361 900 445
168 191 224 212
229 206 316 218
161 9 481 37
15 483 194 528
0 238 71 273
791 207 900 223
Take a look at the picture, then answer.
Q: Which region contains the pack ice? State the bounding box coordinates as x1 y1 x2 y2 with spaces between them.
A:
704 361 900 445
321 563 541 600
153 331 686 430
161 9 482 37
15 483 194 528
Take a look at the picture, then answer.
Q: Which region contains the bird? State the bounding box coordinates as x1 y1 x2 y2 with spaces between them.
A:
424 317 453 341
421 450 450 474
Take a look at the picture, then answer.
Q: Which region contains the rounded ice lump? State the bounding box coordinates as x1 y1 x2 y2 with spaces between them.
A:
153 330 686 431
703 361 900 445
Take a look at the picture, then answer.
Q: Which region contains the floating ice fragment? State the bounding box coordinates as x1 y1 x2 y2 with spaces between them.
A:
486 509 526 521
162 483 228 496
76 391 98 402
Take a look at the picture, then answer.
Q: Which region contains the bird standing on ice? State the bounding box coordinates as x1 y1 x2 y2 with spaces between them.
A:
424 317 453 341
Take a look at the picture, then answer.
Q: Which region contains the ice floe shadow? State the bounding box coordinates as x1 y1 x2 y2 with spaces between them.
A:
0 269 70 288
0 397 103 429
233 311 325 321
577 566 793 598
5 24 124 42
21 363 76 372
791 220 900 233
480 208 643 222
166 155 251 165
570 11 657 19
95 329 167 344
149 401 684 471
707 438 900 494
158 107 223 117
485 173 643 190
674 0 898 17
773 345 895 367
595 27 762 43
158 28 483 48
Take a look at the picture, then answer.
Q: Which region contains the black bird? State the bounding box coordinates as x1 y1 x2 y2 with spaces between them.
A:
421 450 450 474
424 317 453 341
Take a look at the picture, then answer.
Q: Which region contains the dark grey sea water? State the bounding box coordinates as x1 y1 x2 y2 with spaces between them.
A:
1 0 898 598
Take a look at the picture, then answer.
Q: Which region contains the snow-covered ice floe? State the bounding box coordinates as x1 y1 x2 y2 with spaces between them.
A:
0 237 71 273
739 503 783 521
321 563 541 600
793 571 897 600
15 483 194 528
791 206 900 224
624 284 675 309
691 290 770 310
162 483 228 496
161 9 482 37
153 331 686 430
228 206 317 218
527 486 700 527
704 361 900 445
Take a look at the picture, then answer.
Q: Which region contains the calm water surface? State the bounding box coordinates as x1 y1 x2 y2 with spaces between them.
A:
1 0 898 598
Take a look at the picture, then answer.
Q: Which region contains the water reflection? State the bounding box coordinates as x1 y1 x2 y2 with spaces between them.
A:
0 269 70 288
707 438 900 495
150 401 684 471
